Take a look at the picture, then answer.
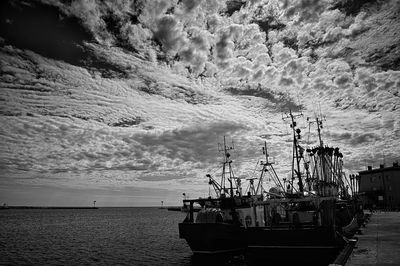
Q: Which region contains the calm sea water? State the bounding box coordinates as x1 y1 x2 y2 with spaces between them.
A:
0 208 245 265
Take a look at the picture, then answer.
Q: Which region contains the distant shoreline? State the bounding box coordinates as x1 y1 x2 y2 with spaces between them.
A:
1 206 184 209
0 206 98 210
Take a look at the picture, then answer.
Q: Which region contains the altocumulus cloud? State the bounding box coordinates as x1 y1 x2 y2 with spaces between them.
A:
0 0 399 205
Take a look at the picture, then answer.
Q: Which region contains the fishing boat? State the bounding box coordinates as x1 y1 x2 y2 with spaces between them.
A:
179 136 250 254
178 112 361 263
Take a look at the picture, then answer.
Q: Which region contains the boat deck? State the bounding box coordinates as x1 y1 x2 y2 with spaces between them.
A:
346 211 400 266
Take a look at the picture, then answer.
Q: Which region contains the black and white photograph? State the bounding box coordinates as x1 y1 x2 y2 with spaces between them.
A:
1 0 399 265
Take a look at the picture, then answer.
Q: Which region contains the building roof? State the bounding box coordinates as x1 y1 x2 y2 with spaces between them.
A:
359 165 400 175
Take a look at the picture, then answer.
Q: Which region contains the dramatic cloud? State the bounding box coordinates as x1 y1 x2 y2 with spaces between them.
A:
0 0 399 206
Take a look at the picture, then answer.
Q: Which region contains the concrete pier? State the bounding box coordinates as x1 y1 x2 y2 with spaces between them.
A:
346 212 400 265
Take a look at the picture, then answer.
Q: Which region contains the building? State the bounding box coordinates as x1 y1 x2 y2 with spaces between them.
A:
358 162 400 209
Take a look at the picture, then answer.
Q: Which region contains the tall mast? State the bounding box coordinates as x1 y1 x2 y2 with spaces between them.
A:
307 115 348 197
316 117 323 148
256 142 284 195
219 136 236 198
283 110 304 193
307 116 325 193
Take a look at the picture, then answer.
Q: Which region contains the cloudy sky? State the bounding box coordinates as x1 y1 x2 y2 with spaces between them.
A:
0 0 399 207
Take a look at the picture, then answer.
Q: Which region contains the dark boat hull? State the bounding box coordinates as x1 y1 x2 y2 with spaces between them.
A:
180 223 344 264
245 226 343 265
179 223 246 254
246 245 341 265
246 226 339 246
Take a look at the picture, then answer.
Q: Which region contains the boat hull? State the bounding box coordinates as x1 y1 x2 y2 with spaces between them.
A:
179 223 246 254
179 222 344 254
246 245 341 265
246 226 339 246
245 226 343 264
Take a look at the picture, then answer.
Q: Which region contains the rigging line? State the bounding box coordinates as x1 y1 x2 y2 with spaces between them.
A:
209 164 221 176
245 182 250 194
251 160 260 179
267 170 278 188
307 120 312 144
208 167 222 183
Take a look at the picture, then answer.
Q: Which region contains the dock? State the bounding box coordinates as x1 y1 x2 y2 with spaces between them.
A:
346 211 400 265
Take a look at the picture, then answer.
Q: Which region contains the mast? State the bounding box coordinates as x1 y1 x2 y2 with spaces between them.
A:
205 136 244 200
307 115 349 197
218 136 237 198
307 116 325 194
283 110 304 193
316 117 324 148
255 142 284 196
